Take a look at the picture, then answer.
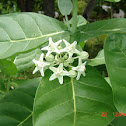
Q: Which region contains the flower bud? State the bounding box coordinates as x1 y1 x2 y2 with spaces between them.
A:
67 57 74 63
45 54 54 62
69 70 77 78
63 53 68 60
64 61 69 67
57 45 62 50
79 51 89 60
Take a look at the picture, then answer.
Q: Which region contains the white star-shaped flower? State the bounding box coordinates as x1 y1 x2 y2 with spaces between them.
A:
41 37 62 57
49 63 69 84
72 58 86 80
33 53 50 77
61 39 80 58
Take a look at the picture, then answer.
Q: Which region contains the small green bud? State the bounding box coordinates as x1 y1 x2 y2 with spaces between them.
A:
67 58 74 63
79 51 89 60
69 70 77 78
64 61 69 67
45 54 54 62
57 45 62 50
63 53 68 60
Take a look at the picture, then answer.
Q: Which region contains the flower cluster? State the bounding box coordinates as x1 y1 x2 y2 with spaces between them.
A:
33 37 89 84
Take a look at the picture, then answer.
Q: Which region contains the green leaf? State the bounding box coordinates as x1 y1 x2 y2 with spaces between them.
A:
104 77 111 87
0 59 17 76
14 49 41 72
69 15 87 27
0 77 41 126
104 33 126 113
0 12 68 59
77 18 126 42
33 66 116 126
88 49 105 66
108 116 126 126
105 0 121 2
58 0 73 16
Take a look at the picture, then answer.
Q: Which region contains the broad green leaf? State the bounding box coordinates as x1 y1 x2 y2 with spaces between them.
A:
69 15 87 27
88 49 105 66
76 18 126 42
0 77 41 126
14 49 41 72
0 59 17 76
104 33 126 113
58 0 73 16
33 66 116 126
108 116 126 126
105 0 121 2
0 12 68 59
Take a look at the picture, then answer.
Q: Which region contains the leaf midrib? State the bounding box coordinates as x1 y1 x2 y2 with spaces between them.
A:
0 31 65 43
17 112 33 126
71 78 76 126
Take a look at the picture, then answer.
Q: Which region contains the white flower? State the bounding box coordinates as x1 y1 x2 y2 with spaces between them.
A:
61 39 79 58
33 53 50 76
41 37 62 57
49 63 69 84
72 58 86 80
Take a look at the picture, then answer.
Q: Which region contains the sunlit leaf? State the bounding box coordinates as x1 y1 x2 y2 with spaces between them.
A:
0 12 68 59
104 33 126 113
33 66 116 126
58 0 73 16
88 49 105 66
77 18 126 42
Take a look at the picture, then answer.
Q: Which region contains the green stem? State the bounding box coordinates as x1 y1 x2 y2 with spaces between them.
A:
7 77 10 93
70 0 78 43
65 15 70 30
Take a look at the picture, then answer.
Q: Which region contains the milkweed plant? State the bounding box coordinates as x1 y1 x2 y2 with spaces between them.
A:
0 0 125 126
33 37 89 84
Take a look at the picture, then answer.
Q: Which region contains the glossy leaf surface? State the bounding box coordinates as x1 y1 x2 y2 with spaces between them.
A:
0 12 68 59
104 33 126 113
88 49 105 66
77 18 126 42
33 66 116 126
58 0 73 16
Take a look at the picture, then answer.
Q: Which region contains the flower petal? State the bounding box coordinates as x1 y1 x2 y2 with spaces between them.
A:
58 63 63 71
49 66 57 72
33 67 38 74
62 71 69 76
63 39 70 46
46 51 51 57
76 72 81 80
49 74 57 81
55 40 62 46
41 46 48 51
40 68 44 77
39 53 44 61
49 37 53 44
58 76 63 84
